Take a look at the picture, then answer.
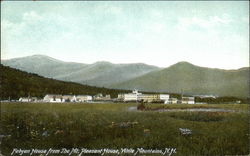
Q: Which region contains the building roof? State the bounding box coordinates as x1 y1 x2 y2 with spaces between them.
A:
44 94 63 98
76 95 91 97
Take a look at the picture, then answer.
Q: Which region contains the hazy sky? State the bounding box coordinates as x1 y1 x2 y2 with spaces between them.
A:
1 1 249 69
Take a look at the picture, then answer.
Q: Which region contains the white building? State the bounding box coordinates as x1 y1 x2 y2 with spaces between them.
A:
118 89 142 102
182 97 195 104
159 94 170 101
62 95 76 102
43 94 63 102
19 97 37 102
117 94 125 101
138 94 169 103
94 93 111 101
124 93 138 102
138 94 159 102
118 89 169 103
19 97 31 102
76 95 92 102
132 89 141 95
165 98 178 104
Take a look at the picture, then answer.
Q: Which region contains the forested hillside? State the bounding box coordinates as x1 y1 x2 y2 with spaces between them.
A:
0 64 130 100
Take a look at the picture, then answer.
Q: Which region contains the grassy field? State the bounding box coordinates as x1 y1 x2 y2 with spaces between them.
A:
0 102 249 156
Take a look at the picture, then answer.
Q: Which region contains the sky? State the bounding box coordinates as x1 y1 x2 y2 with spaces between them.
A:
1 1 249 69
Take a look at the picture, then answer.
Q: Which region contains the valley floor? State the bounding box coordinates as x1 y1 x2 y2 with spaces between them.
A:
0 103 249 156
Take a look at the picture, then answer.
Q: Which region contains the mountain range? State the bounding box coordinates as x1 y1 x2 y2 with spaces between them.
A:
2 55 160 87
111 62 249 97
2 55 249 98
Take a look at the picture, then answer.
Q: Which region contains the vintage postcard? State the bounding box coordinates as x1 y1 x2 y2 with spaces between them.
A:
0 1 249 156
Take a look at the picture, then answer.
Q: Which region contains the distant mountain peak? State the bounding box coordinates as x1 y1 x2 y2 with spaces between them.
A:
2 54 63 63
28 54 63 62
93 61 113 65
30 54 49 57
173 61 194 66
167 61 196 70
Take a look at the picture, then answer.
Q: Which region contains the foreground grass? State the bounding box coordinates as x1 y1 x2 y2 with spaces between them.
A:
0 103 249 155
143 103 249 111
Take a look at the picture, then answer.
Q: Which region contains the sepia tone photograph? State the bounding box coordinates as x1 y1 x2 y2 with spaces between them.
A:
0 1 249 155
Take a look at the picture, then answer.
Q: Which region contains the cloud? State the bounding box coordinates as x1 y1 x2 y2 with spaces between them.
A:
23 11 43 22
210 15 232 24
177 15 233 31
2 11 43 37
150 9 164 19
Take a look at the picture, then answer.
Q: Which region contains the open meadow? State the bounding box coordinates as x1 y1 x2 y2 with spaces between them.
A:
0 102 249 156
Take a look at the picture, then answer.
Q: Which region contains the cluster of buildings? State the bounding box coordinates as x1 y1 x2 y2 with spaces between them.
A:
118 90 169 103
43 94 93 102
117 89 195 104
19 93 112 103
18 89 196 104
